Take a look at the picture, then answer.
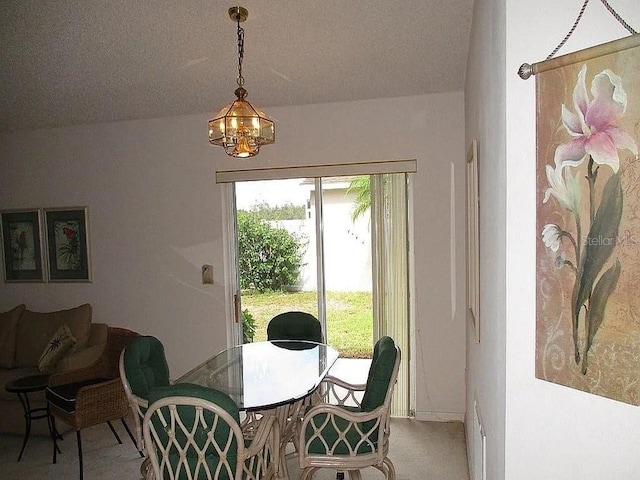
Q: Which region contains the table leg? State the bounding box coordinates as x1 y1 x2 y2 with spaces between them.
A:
48 403 62 463
15 392 31 462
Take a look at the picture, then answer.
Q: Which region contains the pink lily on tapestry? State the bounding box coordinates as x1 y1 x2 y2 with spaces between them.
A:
555 65 638 173
541 64 637 375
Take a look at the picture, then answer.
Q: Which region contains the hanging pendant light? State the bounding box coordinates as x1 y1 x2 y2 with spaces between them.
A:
208 6 275 158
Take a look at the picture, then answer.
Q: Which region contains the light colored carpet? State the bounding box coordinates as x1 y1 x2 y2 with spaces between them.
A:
0 418 469 479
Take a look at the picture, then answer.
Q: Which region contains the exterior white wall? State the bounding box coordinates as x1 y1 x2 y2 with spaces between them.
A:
271 193 372 293
467 0 640 479
303 187 372 292
0 93 467 420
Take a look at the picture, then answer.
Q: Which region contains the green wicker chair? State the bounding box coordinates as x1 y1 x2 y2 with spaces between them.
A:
264 311 323 464
298 336 400 480
119 335 171 455
142 383 279 480
267 311 323 343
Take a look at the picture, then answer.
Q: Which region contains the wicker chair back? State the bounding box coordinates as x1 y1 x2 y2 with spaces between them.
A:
119 335 170 454
143 383 279 480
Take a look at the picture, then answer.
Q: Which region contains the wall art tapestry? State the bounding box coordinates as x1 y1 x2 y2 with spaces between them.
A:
536 35 640 405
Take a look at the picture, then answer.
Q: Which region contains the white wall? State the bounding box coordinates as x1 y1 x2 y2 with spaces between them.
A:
0 93 467 420
465 0 507 478
467 0 640 479
0 115 228 374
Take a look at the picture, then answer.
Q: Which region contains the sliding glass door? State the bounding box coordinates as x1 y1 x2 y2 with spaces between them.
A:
229 173 411 416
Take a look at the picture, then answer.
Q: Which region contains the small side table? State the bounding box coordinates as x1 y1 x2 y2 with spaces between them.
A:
5 373 57 461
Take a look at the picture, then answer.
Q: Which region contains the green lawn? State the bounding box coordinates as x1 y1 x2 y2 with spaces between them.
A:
241 291 373 358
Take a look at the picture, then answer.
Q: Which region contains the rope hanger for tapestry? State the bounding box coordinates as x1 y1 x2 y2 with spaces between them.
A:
518 0 637 80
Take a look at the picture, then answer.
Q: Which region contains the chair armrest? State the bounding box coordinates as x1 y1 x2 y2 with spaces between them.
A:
73 378 129 426
322 375 367 391
316 375 367 407
303 403 383 425
242 414 280 478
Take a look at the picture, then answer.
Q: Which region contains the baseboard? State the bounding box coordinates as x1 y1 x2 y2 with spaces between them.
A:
414 411 465 422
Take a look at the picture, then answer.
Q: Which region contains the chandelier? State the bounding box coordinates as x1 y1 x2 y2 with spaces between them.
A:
208 6 275 158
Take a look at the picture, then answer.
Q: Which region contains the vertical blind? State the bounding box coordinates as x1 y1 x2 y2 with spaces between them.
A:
372 173 410 417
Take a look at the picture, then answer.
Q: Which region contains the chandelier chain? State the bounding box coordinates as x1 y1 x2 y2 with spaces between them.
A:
236 20 245 87
546 0 637 61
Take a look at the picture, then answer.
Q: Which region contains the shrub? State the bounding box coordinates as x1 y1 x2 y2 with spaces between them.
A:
242 308 256 343
243 201 305 221
237 211 306 292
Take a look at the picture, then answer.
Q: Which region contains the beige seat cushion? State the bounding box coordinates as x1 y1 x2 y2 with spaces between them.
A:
15 304 92 367
56 323 108 372
0 304 25 368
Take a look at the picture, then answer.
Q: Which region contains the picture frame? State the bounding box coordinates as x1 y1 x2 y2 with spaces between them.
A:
0 209 45 282
44 207 91 282
466 138 480 343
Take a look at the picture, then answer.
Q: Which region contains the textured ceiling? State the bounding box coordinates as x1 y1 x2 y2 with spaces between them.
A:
0 0 474 133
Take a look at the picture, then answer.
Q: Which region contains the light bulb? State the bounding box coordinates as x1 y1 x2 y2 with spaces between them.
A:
235 135 255 157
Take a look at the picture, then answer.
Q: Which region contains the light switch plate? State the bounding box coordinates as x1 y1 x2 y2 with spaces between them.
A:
202 264 214 284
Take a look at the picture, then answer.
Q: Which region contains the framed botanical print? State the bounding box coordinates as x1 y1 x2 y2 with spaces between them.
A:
44 207 91 282
0 209 45 282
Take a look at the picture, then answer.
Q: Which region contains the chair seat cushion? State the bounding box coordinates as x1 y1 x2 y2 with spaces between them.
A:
46 378 110 413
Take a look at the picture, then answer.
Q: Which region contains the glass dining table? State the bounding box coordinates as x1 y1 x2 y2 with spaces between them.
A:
177 340 339 479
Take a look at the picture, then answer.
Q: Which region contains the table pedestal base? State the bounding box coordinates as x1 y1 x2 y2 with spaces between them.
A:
249 398 305 480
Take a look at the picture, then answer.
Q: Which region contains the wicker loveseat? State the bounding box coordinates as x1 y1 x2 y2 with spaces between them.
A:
0 303 108 434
